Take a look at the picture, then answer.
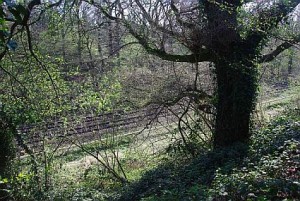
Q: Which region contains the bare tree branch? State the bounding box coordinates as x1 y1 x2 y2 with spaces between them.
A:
245 0 300 45
170 0 195 29
259 35 300 63
126 24 211 62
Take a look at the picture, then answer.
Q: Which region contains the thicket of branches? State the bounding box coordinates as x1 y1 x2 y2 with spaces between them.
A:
0 0 299 199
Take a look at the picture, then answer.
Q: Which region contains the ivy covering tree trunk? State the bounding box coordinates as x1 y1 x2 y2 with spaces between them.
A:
0 0 299 150
0 109 16 178
100 0 299 148
214 58 258 147
0 109 16 200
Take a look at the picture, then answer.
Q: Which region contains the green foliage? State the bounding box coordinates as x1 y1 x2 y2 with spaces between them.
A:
2 169 59 201
0 0 28 50
0 48 124 201
4 106 298 200
0 53 69 124
204 111 299 200
0 53 123 124
71 71 122 113
116 108 300 200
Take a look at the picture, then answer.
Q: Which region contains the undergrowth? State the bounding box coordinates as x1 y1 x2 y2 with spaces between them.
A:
2 108 299 201
116 108 300 201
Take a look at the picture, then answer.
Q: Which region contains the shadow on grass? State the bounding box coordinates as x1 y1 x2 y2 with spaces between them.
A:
116 143 249 201
114 109 300 201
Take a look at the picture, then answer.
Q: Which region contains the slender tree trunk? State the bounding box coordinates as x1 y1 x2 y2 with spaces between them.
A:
76 2 82 66
77 23 82 66
288 49 294 75
61 29 67 62
115 20 121 68
213 58 257 147
108 20 114 56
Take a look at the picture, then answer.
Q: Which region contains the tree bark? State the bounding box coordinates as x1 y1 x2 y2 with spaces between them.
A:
0 110 16 200
213 58 257 147
0 111 16 178
93 0 299 149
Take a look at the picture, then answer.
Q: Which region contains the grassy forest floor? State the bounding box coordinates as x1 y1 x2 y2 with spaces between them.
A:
8 79 300 201
117 108 300 201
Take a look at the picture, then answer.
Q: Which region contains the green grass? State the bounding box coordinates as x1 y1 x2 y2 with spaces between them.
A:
55 135 133 163
7 81 300 201
10 108 299 200
260 79 300 107
29 124 176 200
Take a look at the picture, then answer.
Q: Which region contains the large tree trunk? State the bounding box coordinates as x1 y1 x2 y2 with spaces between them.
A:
213 58 257 147
0 110 16 200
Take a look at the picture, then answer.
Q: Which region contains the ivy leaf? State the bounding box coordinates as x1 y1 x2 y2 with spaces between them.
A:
0 7 5 18
2 178 8 183
7 39 17 51
8 7 22 23
15 5 27 16
0 30 8 42
4 0 15 7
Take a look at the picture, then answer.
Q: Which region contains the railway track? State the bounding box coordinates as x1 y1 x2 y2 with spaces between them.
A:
17 105 182 153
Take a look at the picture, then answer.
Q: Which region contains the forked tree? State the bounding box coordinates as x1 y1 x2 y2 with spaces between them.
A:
1 0 300 148
91 0 300 147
